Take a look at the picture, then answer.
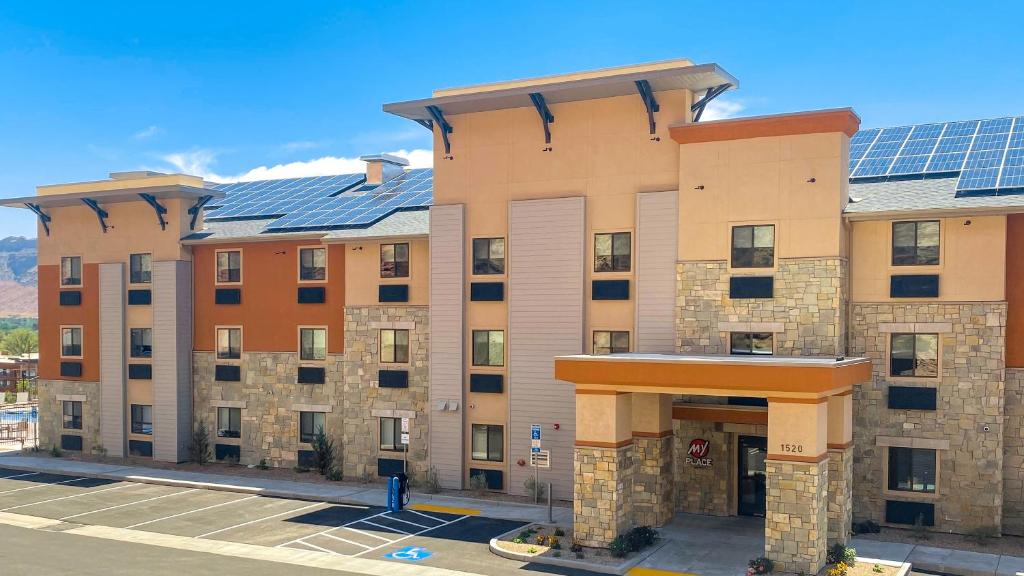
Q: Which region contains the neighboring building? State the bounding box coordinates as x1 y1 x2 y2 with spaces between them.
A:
0 354 37 392
3 58 1024 573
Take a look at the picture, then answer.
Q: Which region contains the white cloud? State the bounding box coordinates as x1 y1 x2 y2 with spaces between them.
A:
280 140 322 152
133 125 163 140
701 98 745 121
159 148 433 183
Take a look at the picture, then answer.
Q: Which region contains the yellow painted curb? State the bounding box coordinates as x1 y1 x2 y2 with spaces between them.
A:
627 568 699 576
408 503 481 516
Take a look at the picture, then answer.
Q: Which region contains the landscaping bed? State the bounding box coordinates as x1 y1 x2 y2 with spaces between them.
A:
490 523 663 574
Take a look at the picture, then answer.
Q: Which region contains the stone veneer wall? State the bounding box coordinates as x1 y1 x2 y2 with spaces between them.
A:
827 446 853 546
574 444 634 547
341 305 429 482
674 420 733 516
36 379 102 453
1004 368 1024 535
676 258 847 355
765 459 827 575
849 302 1006 533
193 352 344 468
633 435 674 526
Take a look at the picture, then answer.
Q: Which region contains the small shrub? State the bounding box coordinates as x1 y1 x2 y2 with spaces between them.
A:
310 426 335 476
257 458 270 470
512 537 524 544
626 526 657 550
524 476 547 500
527 547 538 554
827 543 857 565
535 534 548 546
827 561 849 576
550 536 561 550
469 472 489 495
608 535 630 558
189 420 212 465
3 391 14 404
326 467 342 481
518 528 537 540
554 527 565 537
553 551 561 558
852 520 880 534
421 466 442 494
570 539 583 554
748 556 774 575
50 444 63 458
872 564 884 573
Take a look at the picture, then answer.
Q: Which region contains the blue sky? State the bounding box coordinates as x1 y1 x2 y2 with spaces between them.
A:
1 1 1021 238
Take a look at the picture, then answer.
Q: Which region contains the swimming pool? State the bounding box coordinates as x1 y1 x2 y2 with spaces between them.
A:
0 407 37 424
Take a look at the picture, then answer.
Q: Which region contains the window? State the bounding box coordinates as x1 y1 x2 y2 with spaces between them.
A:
299 247 327 281
61 327 82 357
888 447 936 493
61 256 82 286
731 225 775 268
216 250 242 283
299 328 327 361
472 238 505 275
216 328 241 360
131 404 153 435
217 407 241 438
594 232 631 273
471 424 504 462
890 334 938 378
62 401 82 430
130 253 152 284
892 221 940 266
299 411 325 444
379 417 405 451
130 328 152 358
379 329 409 364
380 243 409 278
730 332 774 355
472 330 504 367
593 331 629 355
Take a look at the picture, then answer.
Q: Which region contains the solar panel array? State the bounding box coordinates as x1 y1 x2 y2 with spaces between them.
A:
849 116 1024 193
202 169 433 232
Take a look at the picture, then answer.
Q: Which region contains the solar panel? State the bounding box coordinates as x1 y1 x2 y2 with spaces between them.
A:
205 173 365 219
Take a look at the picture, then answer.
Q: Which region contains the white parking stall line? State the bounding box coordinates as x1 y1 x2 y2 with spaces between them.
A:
277 510 392 550
352 514 469 558
358 519 409 535
197 501 324 539
319 532 374 549
405 509 447 524
0 483 132 511
59 488 200 521
0 476 88 496
342 525 399 542
381 515 429 530
126 494 259 529
292 539 339 555
0 472 42 481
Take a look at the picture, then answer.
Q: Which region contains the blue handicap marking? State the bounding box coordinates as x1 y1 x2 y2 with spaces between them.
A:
385 546 433 562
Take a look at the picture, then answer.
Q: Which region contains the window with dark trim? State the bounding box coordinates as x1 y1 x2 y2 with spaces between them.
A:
379 417 406 452
471 424 503 462
61 327 82 357
299 247 327 281
217 328 241 360
131 404 153 435
892 221 940 266
730 332 773 355
217 407 241 438
130 253 152 284
594 232 631 273
299 328 327 361
62 400 82 430
379 329 409 364
299 411 325 444
890 333 938 378
472 330 504 367
731 225 775 268
380 243 409 278
61 256 82 286
888 447 936 493
472 238 505 275
216 251 241 283
593 331 629 355
130 328 152 358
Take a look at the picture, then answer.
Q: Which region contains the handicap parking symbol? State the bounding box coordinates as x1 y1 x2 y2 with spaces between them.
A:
385 546 433 561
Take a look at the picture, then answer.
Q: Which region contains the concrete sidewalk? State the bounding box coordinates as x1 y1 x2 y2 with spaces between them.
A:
852 536 1024 576
0 453 571 526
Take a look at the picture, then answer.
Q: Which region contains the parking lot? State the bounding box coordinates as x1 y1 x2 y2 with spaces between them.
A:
0 466 582 575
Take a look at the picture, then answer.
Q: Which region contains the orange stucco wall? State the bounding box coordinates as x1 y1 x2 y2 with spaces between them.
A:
192 241 345 354
1008 214 1024 367
38 264 100 381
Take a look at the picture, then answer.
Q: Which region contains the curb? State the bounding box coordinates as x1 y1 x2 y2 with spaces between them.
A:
855 557 913 576
487 523 668 576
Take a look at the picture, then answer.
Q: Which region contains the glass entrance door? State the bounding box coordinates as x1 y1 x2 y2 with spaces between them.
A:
738 436 767 517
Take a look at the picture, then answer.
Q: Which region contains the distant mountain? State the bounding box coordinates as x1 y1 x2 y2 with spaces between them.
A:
0 237 36 318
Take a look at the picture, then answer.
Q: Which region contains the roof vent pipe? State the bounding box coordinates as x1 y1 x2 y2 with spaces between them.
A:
360 154 409 185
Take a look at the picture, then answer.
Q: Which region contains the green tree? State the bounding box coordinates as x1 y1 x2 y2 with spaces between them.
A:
1 328 37 356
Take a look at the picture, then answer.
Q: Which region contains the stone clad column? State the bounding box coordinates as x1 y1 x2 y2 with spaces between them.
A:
765 398 829 575
631 393 674 527
827 392 854 546
574 390 634 547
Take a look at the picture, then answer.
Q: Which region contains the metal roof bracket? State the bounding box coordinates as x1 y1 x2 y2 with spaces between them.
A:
426 105 453 158
635 80 660 136
529 92 555 149
188 195 214 231
24 203 51 236
691 83 731 123
81 198 109 233
139 193 168 231
414 118 434 131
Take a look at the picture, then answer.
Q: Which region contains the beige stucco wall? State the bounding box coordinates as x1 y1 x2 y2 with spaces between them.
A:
343 238 429 306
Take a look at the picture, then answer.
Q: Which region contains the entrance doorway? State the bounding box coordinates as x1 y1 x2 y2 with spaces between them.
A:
737 436 767 517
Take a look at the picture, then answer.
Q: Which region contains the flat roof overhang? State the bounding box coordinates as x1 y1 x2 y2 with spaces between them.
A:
0 185 223 209
383 61 738 122
555 353 872 399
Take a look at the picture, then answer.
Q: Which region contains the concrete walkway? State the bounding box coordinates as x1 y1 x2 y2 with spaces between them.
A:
0 453 571 526
852 536 1024 576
